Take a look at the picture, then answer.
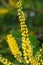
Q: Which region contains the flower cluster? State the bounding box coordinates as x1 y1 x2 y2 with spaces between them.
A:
17 1 33 63
35 48 42 62
29 57 40 65
35 44 43 65
0 55 14 65
41 60 43 65
7 34 22 63
17 0 40 65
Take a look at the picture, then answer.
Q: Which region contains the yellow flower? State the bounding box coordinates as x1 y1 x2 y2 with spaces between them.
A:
35 47 42 62
7 34 22 63
41 60 43 65
0 8 10 14
0 55 14 65
17 0 40 65
9 0 17 8
29 57 40 65
17 0 33 64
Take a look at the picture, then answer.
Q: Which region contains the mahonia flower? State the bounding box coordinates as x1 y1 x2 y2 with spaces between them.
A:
0 55 14 65
17 0 40 65
35 44 43 64
17 0 32 62
0 8 10 14
7 34 23 63
29 57 40 65
41 60 43 65
35 48 42 62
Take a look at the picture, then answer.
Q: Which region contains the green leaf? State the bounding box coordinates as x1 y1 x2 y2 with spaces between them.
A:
11 30 22 48
29 34 41 55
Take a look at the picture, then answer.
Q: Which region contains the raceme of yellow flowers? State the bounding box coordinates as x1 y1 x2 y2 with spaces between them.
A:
0 55 15 65
0 0 43 65
7 34 23 63
35 44 43 65
17 0 33 63
17 0 41 65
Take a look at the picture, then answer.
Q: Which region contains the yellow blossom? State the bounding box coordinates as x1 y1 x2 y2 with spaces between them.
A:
17 0 40 65
0 8 10 14
7 34 23 63
0 55 15 65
